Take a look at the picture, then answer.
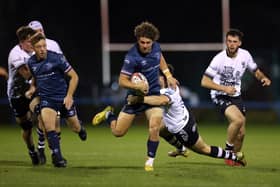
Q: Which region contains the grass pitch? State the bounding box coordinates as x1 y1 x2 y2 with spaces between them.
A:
0 122 279 187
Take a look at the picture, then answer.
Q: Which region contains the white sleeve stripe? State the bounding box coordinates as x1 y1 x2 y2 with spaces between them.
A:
65 66 72 73
204 72 214 78
121 70 132 76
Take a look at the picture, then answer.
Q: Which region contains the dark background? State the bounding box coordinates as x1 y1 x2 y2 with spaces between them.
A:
0 0 279 122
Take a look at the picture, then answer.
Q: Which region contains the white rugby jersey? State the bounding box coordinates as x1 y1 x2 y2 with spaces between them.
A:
7 45 33 98
46 38 62 54
160 86 189 133
7 39 62 98
204 48 258 98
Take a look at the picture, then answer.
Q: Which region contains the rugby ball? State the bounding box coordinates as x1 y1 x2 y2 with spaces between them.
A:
131 72 148 85
130 72 149 95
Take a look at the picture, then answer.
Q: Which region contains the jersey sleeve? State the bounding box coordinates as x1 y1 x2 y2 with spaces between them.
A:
120 55 136 76
8 51 26 69
246 51 258 73
57 54 72 73
204 55 220 79
160 88 174 104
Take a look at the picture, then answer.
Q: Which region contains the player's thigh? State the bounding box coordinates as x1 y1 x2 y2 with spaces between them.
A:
225 105 245 123
41 107 57 130
115 111 135 132
145 107 163 127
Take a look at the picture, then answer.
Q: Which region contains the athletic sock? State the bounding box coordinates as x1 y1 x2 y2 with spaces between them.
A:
27 145 36 153
147 140 159 158
57 132 61 141
46 131 63 160
37 128 45 149
209 146 236 160
225 141 234 151
106 111 116 124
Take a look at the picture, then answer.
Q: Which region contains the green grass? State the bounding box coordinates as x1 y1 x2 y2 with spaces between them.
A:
0 123 279 187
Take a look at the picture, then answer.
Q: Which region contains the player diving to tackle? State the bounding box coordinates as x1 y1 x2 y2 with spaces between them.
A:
127 64 247 166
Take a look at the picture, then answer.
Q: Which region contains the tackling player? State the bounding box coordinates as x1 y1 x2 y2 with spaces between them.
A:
127 64 247 166
7 26 39 165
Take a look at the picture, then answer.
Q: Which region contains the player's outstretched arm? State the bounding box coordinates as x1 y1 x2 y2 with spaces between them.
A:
159 54 178 89
127 94 169 106
254 69 271 86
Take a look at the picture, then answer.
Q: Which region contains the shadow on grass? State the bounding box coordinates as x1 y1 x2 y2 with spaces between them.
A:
167 161 224 167
166 160 279 173
0 160 30 167
72 165 142 170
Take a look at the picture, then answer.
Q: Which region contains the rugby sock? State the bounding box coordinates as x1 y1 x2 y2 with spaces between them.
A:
57 132 61 141
147 140 159 158
48 132 61 153
27 145 36 153
36 128 45 150
106 112 116 124
225 141 234 151
210 146 236 160
47 131 63 160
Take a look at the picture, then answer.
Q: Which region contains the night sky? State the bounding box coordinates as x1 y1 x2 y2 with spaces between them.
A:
0 0 279 100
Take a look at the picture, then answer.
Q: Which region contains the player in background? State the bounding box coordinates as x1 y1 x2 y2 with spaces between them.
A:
26 20 87 164
7 26 39 165
201 29 271 165
127 64 247 166
28 20 62 54
26 33 81 167
92 21 177 171
27 20 63 164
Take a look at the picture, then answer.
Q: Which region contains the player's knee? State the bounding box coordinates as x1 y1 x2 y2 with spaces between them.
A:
233 115 245 127
112 129 126 137
149 123 160 134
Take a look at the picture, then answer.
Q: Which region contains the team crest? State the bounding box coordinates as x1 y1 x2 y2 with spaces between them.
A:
31 66 37 72
141 60 147 66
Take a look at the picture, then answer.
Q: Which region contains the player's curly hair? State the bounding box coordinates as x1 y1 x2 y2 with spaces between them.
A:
134 21 160 41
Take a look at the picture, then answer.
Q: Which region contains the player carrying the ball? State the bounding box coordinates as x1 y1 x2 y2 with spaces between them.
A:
92 21 177 171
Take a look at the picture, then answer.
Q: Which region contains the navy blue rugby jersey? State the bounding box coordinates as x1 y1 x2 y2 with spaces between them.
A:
28 51 72 101
121 42 161 95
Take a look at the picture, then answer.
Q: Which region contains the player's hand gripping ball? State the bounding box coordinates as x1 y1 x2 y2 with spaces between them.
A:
131 72 149 95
